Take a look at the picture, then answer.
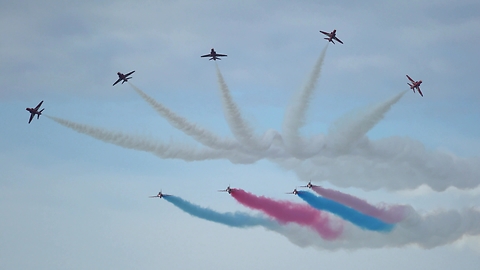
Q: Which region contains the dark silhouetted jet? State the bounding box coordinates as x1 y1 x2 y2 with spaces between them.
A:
201 48 227 61
26 100 44 124
320 29 343 44
149 190 171 198
218 185 232 194
286 188 298 195
299 181 316 189
406 75 423 97
113 71 135 86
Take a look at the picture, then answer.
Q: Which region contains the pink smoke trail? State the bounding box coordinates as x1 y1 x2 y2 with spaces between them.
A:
311 185 408 223
230 188 343 240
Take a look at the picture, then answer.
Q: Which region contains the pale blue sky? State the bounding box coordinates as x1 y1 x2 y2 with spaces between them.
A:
1 0 480 269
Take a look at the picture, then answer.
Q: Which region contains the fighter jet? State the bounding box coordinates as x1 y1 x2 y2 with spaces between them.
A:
319 29 343 44
26 100 44 124
149 190 170 198
406 75 423 97
218 185 232 194
201 48 227 61
286 188 298 195
113 71 135 86
299 181 316 189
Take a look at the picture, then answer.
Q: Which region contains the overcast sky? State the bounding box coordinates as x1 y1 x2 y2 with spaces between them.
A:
1 0 480 269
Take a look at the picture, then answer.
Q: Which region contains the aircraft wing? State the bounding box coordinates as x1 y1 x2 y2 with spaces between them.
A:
34 101 44 110
216 54 227 57
113 78 122 86
319 30 330 36
28 113 34 124
201 54 212 58
125 71 135 77
417 88 423 97
406 75 414 82
334 37 343 44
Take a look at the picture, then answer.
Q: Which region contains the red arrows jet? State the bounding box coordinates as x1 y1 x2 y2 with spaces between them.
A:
201 48 227 61
149 190 170 198
26 100 44 124
406 75 423 97
113 70 135 86
320 29 343 44
299 181 316 189
218 185 232 194
286 188 298 195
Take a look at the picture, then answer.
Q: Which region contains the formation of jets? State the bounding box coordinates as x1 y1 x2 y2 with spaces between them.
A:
287 181 317 196
26 100 44 124
153 185 300 198
151 182 313 199
26 29 425 128
112 29 426 224
113 71 135 86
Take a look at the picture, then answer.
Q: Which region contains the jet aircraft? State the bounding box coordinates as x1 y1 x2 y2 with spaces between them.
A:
26 100 44 124
319 29 343 44
218 185 232 194
201 48 227 61
286 188 298 195
113 71 135 86
149 190 170 198
299 181 316 189
406 75 423 97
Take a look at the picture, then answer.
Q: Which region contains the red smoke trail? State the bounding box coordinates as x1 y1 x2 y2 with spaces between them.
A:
230 188 343 240
311 186 408 223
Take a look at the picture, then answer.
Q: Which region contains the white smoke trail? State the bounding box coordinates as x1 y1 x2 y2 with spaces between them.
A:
271 88 480 191
326 91 407 155
282 44 328 159
46 115 259 164
129 83 240 151
215 63 272 151
274 136 480 191
274 207 480 250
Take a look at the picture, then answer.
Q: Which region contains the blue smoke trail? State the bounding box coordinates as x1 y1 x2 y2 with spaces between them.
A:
297 191 394 232
163 195 277 228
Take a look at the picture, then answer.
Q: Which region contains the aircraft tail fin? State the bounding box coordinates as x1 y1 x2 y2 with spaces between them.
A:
407 84 415 92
